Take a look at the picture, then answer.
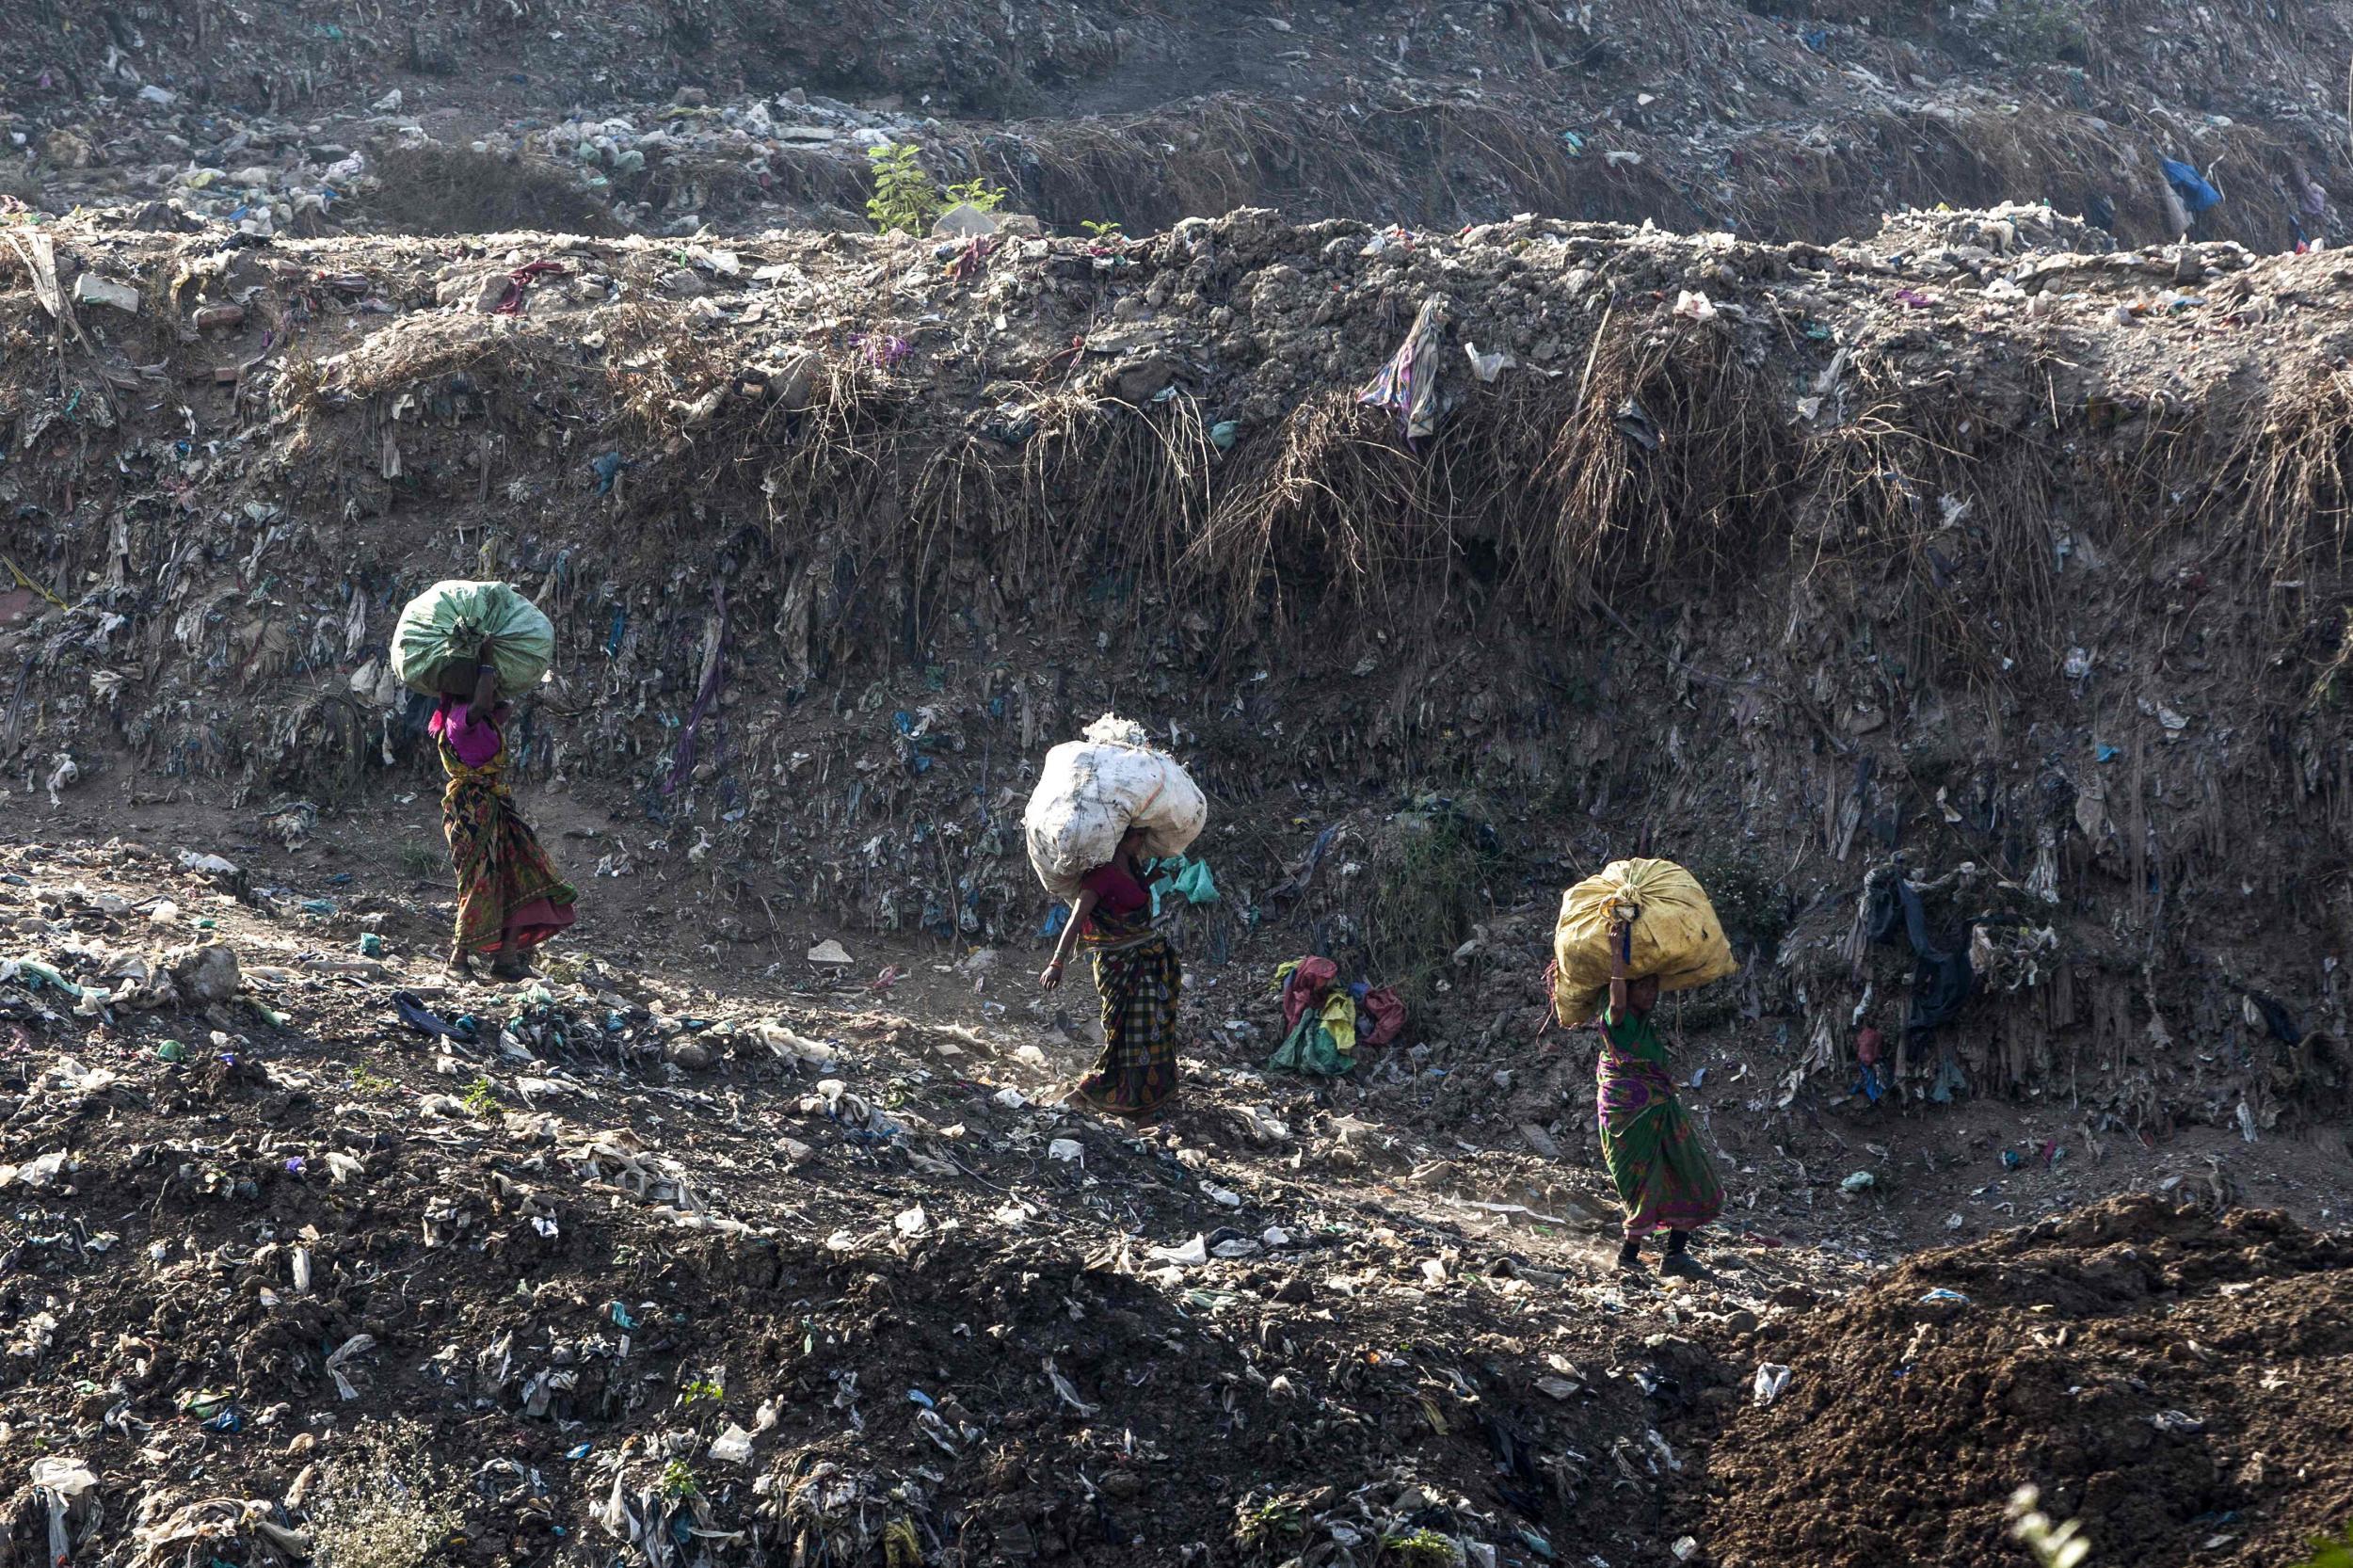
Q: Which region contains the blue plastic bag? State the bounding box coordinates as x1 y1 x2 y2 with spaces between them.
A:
2161 158 2221 214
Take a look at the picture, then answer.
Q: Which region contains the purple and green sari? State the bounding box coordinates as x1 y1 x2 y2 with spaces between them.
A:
1596 1006 1724 1239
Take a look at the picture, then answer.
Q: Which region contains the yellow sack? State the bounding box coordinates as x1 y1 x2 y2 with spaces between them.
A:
1551 857 1737 1027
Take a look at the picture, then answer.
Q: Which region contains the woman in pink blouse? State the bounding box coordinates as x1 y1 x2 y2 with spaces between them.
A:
429 663 576 980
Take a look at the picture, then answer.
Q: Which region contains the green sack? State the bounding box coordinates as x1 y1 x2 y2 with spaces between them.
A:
391 581 555 698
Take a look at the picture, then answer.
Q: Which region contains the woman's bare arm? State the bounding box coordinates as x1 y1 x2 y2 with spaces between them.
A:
1040 889 1098 988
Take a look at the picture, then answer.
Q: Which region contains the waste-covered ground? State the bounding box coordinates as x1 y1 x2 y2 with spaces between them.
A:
9 184 2353 1561
3 837 2350 1568
10 0 2353 1562
0 833 1848 1568
3 0 2349 249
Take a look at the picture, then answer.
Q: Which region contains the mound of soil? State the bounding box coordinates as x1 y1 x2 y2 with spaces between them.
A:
1700 1195 2353 1568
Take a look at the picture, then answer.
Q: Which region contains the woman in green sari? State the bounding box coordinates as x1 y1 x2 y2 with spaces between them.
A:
1597 915 1724 1276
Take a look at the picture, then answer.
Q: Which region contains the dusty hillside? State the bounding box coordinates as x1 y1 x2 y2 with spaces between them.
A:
5 3 2353 1565
6 201 2352 1132
4 0 2349 246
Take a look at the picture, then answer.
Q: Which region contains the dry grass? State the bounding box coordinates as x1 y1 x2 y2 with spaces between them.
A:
926 79 2316 250
227 206 2353 727
2237 364 2353 581
577 294 2342 709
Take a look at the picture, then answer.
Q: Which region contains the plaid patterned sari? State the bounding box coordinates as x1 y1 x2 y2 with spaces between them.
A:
1074 892 1180 1117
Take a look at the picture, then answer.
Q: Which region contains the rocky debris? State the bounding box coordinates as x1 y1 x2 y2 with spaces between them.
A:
66 272 137 312
1871 200 2117 261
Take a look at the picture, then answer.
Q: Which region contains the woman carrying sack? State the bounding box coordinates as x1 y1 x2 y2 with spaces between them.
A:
432 661 577 980
391 581 572 981
1596 912 1724 1277
1037 823 1182 1118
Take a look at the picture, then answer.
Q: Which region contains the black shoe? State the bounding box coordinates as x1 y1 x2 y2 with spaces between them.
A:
1659 1252 1715 1282
1615 1243 1645 1273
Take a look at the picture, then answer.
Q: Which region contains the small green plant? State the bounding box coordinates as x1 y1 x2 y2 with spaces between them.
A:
307 1423 463 1568
2008 1487 2089 1568
660 1459 700 1500
1377 1529 1463 1568
678 1375 724 1408
460 1075 499 1118
1080 218 1124 240
941 176 1005 213
866 143 938 233
397 840 446 879
1364 794 1504 1010
1687 844 1790 955
865 144 1006 232
2292 1525 2353 1568
349 1065 397 1096
1983 0 2088 63
1232 1495 1307 1560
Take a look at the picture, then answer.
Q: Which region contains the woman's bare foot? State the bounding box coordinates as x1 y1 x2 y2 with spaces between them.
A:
444 946 472 979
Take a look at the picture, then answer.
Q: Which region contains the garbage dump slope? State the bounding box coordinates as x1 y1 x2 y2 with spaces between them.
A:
4 205 2350 1134
6 203 2353 1563
2 841 2349 1566
5 0 2352 249
0 837 1861 1568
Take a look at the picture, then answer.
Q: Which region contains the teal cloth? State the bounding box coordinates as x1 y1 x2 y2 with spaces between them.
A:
1268 1009 1353 1076
1144 856 1220 915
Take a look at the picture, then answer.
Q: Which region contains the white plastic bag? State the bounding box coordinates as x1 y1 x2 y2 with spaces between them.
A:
1022 714 1206 897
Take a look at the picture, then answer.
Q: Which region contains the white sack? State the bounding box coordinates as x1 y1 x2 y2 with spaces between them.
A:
1022 713 1207 897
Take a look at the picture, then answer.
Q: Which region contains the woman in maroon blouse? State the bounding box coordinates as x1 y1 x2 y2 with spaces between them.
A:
1038 824 1182 1116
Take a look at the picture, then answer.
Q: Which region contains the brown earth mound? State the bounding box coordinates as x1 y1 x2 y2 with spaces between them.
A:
1698 1195 2353 1568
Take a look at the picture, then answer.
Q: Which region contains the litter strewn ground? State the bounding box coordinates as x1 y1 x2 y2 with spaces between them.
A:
3 0 2346 248
6 0 2353 1560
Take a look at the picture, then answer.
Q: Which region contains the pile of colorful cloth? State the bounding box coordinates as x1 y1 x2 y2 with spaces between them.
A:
1267 956 1405 1076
